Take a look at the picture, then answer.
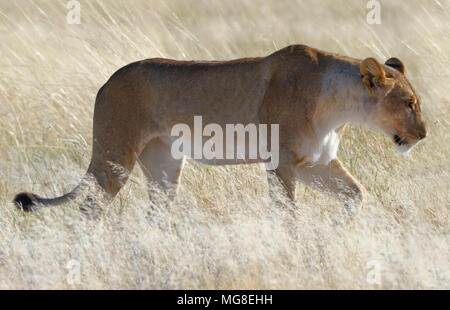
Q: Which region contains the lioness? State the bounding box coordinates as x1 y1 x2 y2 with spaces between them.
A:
14 44 426 213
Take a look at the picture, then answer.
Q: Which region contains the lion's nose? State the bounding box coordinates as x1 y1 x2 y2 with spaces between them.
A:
418 128 427 140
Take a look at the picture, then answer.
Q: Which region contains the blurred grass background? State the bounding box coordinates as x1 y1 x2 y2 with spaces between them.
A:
0 0 448 289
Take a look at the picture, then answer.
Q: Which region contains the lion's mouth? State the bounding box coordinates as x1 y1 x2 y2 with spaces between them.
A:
393 134 407 146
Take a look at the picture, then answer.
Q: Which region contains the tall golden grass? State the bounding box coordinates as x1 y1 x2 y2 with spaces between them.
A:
0 0 448 289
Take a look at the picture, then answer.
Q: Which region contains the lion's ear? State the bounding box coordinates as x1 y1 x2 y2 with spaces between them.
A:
385 57 405 74
360 57 393 96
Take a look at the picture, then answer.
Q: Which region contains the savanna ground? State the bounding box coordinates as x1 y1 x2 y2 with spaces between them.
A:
0 0 448 289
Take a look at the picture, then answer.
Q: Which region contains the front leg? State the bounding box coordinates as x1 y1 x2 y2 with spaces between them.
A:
266 159 300 231
266 150 299 204
296 159 366 214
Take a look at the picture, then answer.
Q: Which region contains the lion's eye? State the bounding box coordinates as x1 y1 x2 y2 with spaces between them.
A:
407 100 415 111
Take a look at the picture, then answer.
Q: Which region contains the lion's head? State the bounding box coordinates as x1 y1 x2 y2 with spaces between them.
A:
360 57 427 153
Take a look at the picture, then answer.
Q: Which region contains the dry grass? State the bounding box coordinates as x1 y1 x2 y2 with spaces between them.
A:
0 0 448 289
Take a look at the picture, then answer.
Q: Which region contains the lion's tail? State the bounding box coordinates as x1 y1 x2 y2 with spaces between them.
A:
13 176 89 212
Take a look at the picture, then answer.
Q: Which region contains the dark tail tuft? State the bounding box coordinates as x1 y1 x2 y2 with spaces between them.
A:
13 192 40 212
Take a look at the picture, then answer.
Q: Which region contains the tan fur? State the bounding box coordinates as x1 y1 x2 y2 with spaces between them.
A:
14 44 427 215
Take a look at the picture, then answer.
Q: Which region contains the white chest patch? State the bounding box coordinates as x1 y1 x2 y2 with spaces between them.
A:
304 130 340 165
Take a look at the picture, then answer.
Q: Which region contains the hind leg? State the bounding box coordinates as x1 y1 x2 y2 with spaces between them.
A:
80 149 138 216
81 126 149 215
138 138 185 205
